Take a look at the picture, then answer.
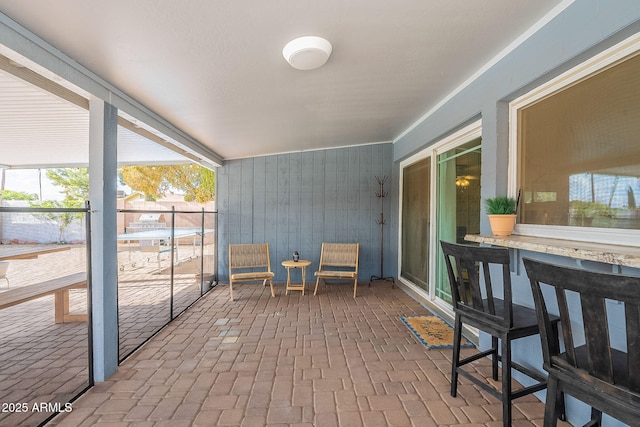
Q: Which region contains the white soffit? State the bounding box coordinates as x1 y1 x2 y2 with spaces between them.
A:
0 66 196 168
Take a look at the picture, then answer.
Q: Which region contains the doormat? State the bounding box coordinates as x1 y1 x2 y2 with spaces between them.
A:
401 315 474 349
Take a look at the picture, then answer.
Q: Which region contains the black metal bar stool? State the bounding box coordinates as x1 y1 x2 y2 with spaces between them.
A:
441 241 558 427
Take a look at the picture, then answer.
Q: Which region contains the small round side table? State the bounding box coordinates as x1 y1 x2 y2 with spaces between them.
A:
281 259 312 295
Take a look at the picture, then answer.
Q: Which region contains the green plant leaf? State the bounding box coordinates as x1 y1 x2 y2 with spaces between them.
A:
484 196 517 215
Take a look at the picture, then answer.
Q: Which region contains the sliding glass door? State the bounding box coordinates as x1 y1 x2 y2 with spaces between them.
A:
399 123 481 310
401 156 430 291
435 139 482 303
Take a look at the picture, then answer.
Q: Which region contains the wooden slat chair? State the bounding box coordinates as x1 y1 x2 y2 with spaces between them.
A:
313 243 360 297
440 241 558 427
524 258 640 427
228 243 275 301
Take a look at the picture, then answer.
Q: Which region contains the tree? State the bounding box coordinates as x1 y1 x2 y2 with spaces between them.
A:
30 168 88 243
190 167 215 203
119 166 167 200
0 189 38 200
32 199 84 243
46 168 89 200
120 164 215 202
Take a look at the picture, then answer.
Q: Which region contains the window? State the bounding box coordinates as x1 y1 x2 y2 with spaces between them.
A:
510 35 640 244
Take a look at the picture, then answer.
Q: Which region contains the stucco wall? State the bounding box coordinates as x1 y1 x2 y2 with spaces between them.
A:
216 143 395 284
0 200 86 243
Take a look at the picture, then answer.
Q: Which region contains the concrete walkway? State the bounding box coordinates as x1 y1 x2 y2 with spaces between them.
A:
48 281 563 427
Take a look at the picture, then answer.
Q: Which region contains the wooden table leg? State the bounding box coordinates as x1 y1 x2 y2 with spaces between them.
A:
283 261 310 295
54 290 67 324
54 289 88 323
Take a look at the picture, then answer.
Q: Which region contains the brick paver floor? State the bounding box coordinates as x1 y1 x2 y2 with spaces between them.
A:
0 244 214 426
45 280 569 427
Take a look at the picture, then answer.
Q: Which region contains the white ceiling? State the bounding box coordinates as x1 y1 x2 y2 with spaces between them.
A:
0 0 566 167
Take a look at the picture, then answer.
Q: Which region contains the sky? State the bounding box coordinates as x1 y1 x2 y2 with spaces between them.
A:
2 168 136 201
3 169 64 201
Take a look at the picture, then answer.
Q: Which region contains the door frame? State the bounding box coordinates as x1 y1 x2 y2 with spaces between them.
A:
397 120 482 316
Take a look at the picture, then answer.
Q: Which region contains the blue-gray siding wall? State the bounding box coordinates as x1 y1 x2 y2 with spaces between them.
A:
216 143 395 284
392 2 640 426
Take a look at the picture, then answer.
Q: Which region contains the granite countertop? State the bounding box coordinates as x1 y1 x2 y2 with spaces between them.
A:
464 234 640 269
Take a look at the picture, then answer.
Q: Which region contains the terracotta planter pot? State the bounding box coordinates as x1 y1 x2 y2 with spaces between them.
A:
487 214 517 236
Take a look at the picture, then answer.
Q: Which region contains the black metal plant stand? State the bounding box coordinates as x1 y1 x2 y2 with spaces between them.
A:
370 175 395 287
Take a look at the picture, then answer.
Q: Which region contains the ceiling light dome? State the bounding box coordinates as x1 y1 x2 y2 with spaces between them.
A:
282 36 332 70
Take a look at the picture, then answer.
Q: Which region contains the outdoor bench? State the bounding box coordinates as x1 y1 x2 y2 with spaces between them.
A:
0 272 88 323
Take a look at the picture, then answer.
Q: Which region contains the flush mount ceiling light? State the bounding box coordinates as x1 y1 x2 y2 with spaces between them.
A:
282 36 332 70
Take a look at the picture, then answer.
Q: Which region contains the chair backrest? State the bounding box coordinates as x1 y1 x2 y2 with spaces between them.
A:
524 258 640 396
440 240 513 328
229 243 272 272
318 243 359 271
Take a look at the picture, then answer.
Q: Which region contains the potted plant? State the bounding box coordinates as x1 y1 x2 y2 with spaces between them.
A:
485 196 517 236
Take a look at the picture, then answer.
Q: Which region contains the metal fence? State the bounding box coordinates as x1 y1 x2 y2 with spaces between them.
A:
116 207 218 361
0 204 92 427
0 204 218 426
